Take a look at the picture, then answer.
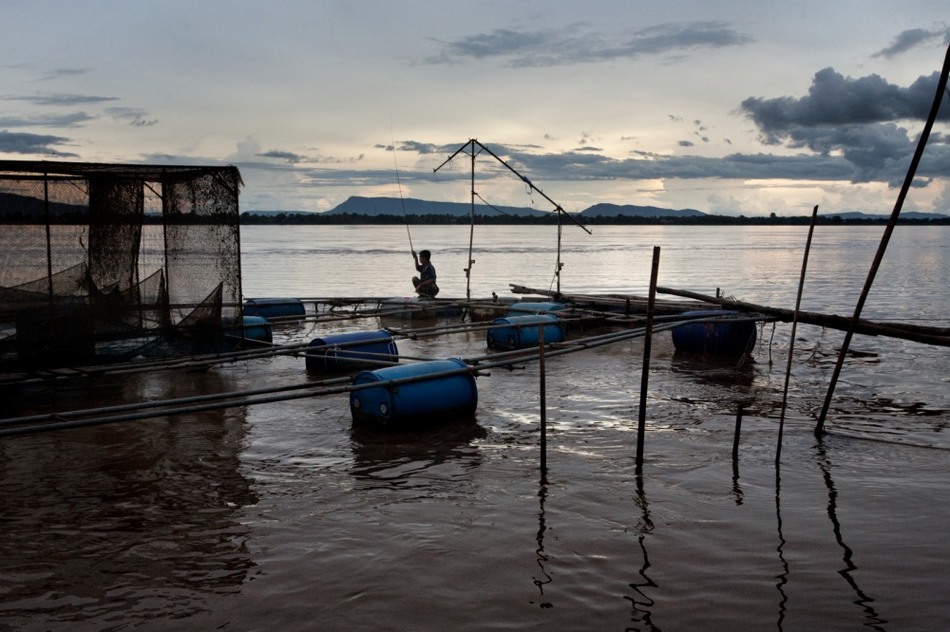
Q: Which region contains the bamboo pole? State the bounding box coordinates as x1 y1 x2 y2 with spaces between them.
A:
538 322 547 476
655 287 950 346
636 246 661 473
777 205 819 462
816 44 950 437
733 406 743 461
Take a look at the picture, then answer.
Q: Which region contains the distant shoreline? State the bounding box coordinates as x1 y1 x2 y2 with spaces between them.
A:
238 212 950 226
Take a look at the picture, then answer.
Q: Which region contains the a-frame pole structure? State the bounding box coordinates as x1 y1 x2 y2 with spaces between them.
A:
434 139 590 298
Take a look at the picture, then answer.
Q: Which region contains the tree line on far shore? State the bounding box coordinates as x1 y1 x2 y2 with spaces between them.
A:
238 212 950 226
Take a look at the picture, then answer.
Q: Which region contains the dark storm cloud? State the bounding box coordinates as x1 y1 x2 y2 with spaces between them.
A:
740 68 943 139
873 27 950 58
739 66 950 185
0 130 76 156
429 21 752 67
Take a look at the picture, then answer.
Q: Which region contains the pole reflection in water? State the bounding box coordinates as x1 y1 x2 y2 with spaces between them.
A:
774 465 789 631
0 370 257 629
626 474 657 631
532 480 553 609
816 444 887 631
347 417 486 489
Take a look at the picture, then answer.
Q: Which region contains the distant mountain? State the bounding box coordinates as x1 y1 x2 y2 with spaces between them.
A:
323 196 551 218
578 203 706 218
820 210 949 220
243 209 315 217
0 192 87 217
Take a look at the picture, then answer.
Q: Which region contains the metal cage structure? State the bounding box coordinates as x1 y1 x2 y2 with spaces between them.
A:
0 161 243 370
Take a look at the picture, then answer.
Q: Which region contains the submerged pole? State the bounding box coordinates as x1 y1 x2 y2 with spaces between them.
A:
733 406 743 461
539 322 547 477
636 246 661 473
815 44 950 437
778 205 819 463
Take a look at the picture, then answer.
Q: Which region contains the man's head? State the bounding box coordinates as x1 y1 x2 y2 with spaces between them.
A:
419 249 431 261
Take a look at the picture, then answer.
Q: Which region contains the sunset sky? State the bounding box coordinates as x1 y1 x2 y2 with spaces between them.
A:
2 1 949 216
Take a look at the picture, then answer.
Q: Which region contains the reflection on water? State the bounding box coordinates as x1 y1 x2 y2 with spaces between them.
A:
815 444 886 631
349 417 487 490
531 482 553 609
774 467 789 632
626 475 658 631
0 371 256 630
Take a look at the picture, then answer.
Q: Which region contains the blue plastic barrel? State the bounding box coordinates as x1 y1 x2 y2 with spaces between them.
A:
487 314 564 350
506 302 565 315
671 310 757 356
307 329 398 371
350 358 477 425
240 315 273 343
244 298 306 319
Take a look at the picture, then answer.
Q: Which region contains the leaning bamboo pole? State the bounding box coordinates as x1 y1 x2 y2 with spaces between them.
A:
815 43 950 436
655 287 950 347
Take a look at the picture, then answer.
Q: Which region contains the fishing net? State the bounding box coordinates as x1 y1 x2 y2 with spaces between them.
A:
0 161 243 369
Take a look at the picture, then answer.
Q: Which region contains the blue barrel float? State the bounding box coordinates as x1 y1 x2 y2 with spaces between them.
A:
487 314 564 350
350 358 478 425
239 315 273 343
244 297 306 319
671 310 757 356
306 329 398 371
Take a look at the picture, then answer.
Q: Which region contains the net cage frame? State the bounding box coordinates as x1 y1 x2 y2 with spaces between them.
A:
0 160 244 369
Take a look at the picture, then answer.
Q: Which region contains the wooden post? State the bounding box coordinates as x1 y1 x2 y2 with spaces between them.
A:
539 322 547 477
778 205 819 462
636 246 661 473
733 406 743 461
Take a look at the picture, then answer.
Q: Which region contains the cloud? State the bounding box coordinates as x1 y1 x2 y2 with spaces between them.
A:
0 130 77 156
429 21 752 67
740 68 944 138
427 141 855 183
36 68 90 82
0 112 96 128
2 92 118 107
873 26 950 58
738 66 950 186
258 150 305 163
105 107 158 127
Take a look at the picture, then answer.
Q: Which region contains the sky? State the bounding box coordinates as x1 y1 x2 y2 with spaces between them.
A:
2 1 949 217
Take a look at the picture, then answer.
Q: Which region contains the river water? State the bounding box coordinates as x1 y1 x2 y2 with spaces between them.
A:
1 224 948 630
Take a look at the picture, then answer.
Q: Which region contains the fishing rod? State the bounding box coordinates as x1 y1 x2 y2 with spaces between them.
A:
390 130 415 254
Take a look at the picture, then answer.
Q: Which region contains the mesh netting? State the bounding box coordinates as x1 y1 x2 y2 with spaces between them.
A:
0 161 243 369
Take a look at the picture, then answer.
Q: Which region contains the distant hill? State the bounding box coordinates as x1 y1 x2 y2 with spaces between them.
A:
579 203 706 218
0 192 87 218
323 196 551 218
819 210 948 220
239 196 950 221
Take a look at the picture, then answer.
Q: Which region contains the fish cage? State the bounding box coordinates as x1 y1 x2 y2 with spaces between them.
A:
0 160 243 370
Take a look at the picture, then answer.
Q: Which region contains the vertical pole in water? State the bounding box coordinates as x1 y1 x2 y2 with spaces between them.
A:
815 44 950 438
42 171 54 307
539 322 547 478
466 140 476 300
637 246 661 473
733 406 743 461
778 205 819 462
